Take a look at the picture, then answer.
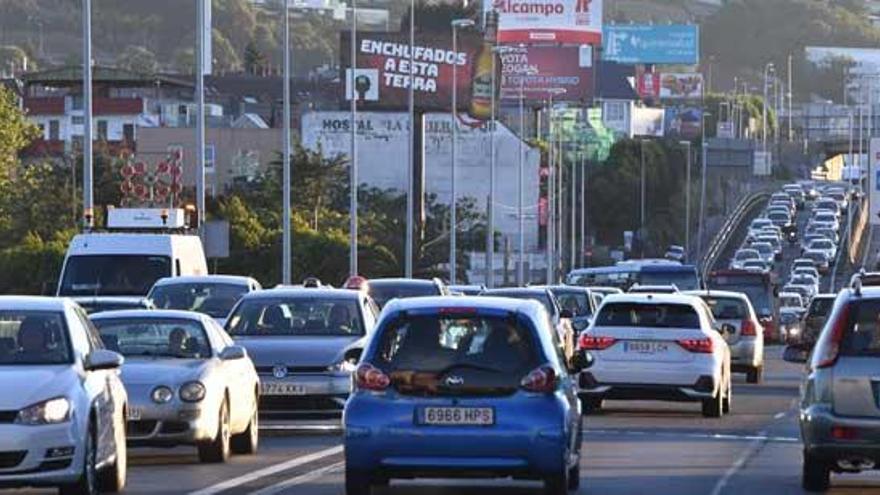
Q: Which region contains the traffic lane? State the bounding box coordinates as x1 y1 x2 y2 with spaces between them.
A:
272 350 804 495
0 432 343 495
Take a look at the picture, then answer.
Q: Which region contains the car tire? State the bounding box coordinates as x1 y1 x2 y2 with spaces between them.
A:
747 365 763 384
231 398 259 455
198 399 231 463
60 422 98 495
98 413 127 493
567 462 580 491
544 468 569 495
722 374 732 414
702 387 723 418
802 451 831 492
345 468 372 495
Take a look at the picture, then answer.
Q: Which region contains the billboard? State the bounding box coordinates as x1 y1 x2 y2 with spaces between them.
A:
659 73 703 99
486 0 603 44
340 32 481 112
499 46 593 102
871 138 880 225
636 72 660 99
665 107 702 139
632 107 664 137
603 25 699 65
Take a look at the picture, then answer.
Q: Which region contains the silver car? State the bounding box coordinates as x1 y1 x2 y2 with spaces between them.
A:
148 275 262 327
685 290 765 383
0 297 128 494
226 288 378 417
90 310 260 463
785 287 880 490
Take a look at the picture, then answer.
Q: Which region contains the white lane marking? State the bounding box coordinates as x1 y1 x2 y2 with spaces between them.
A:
709 430 767 495
774 412 786 420
189 445 343 495
248 461 344 495
585 429 798 444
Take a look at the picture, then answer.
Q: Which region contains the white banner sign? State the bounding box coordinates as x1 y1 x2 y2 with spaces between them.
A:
486 0 602 44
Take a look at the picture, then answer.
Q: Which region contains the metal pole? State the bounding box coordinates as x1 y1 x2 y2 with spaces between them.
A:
487 46 496 288
450 23 459 285
405 0 414 278
349 0 358 277
683 141 691 259
196 0 206 236
788 54 793 142
580 147 586 267
82 0 93 228
556 113 563 275
698 139 708 265
282 0 292 284
546 98 553 284
640 139 646 257
518 74 525 286
570 136 576 272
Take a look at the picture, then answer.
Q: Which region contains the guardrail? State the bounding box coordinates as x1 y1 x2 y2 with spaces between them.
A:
699 191 772 281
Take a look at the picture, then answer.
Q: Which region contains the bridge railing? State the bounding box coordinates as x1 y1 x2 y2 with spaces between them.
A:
700 191 772 282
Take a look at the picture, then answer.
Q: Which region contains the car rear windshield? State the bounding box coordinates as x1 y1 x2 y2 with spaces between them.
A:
552 291 592 317
482 291 556 316
150 283 248 318
840 300 880 357
735 251 758 260
699 296 748 320
595 302 701 329
93 318 211 359
226 297 364 336
374 314 540 396
369 282 439 308
0 311 71 365
807 298 834 318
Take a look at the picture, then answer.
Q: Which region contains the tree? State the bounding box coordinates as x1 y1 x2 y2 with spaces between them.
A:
0 86 39 178
117 45 159 74
244 41 268 75
173 47 195 75
0 45 31 72
212 29 242 73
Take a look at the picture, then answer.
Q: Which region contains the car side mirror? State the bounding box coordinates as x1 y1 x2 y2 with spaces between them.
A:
219 345 247 361
85 349 124 371
573 319 589 332
783 345 810 364
570 351 594 372
560 309 574 319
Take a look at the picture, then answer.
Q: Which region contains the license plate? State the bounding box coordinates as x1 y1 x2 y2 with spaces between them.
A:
128 407 143 421
623 341 669 354
420 407 494 426
261 382 307 396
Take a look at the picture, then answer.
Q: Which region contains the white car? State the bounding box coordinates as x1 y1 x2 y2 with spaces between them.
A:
148 275 263 327
749 242 775 265
742 259 770 274
779 291 805 309
791 266 820 283
747 219 774 239
790 275 820 298
577 294 732 417
806 238 837 263
0 297 128 494
730 249 761 270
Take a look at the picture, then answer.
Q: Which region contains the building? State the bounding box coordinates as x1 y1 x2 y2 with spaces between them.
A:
594 62 641 138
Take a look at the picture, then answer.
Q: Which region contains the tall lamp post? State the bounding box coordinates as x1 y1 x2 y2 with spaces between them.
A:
680 140 692 259
82 0 93 228
282 0 292 284
450 18 475 285
349 0 359 278
762 62 775 152
405 0 415 278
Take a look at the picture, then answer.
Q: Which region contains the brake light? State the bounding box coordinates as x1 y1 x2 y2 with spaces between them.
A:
816 303 850 369
831 426 859 440
438 307 477 316
520 366 558 393
677 338 714 353
355 363 390 391
578 334 616 350
741 319 757 337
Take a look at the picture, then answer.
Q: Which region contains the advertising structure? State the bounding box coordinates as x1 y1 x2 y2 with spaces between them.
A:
632 107 665 138
340 31 481 113
636 72 660 99
486 0 603 44
603 25 699 65
659 73 703 99
499 45 593 102
665 107 703 139
871 138 880 225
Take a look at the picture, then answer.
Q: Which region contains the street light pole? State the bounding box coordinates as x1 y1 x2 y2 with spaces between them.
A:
546 97 554 284
680 140 692 258
763 63 774 152
82 0 93 228
450 19 475 285
697 112 710 265
518 68 526 286
487 45 496 288
282 0 292 284
405 0 415 278
349 0 358 278
640 139 646 257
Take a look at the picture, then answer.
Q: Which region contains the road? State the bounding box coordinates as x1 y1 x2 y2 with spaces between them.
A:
6 349 880 495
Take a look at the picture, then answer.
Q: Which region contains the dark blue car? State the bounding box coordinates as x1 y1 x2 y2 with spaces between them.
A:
343 296 585 495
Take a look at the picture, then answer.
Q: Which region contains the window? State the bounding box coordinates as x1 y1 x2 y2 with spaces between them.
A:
227 298 365 336
205 144 216 171
605 101 626 122
71 115 84 126
0 311 72 365
150 283 249 319
93 318 211 359
49 120 60 141
58 255 172 297
75 308 103 352
97 120 108 140
123 123 134 142
595 302 701 329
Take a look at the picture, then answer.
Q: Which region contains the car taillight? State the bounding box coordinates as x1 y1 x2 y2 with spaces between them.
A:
355 363 390 391
578 334 616 350
677 338 714 353
815 304 850 369
520 366 558 393
741 319 757 337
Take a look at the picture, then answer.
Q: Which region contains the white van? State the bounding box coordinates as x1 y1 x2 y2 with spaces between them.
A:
56 209 208 300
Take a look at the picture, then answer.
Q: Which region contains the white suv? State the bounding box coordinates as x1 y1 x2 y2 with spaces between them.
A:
577 293 732 417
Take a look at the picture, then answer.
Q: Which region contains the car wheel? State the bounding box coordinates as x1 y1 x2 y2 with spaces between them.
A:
345 468 372 495
747 365 763 384
60 422 98 495
544 468 569 495
702 386 724 418
567 462 581 491
231 398 259 455
802 450 831 492
722 374 732 414
98 411 127 492
198 399 231 463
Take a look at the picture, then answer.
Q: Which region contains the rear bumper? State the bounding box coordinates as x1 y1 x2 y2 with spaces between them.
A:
801 404 880 468
729 339 760 371
578 373 717 402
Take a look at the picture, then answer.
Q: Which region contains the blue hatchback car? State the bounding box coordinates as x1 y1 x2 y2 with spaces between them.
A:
343 296 586 495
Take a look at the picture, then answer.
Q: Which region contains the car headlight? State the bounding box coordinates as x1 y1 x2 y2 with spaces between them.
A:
330 359 358 374
16 397 70 426
179 381 206 403
151 386 174 404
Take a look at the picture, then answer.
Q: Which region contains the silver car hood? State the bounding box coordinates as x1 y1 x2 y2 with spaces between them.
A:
0 365 80 410
121 358 208 386
234 336 362 367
